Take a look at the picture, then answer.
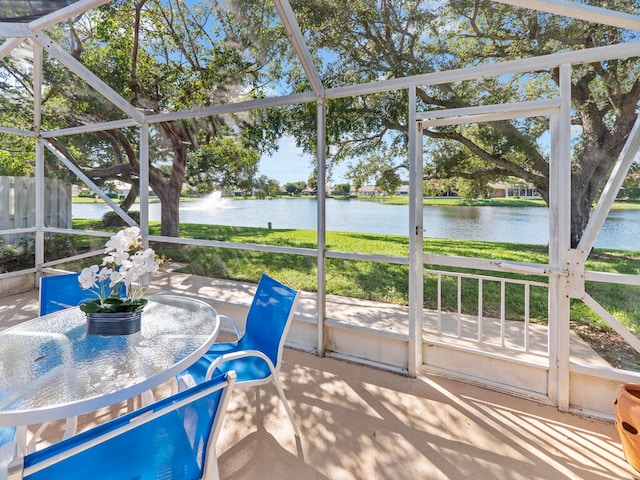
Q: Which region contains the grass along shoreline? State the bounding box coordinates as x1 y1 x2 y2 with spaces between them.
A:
69 219 640 369
73 194 640 210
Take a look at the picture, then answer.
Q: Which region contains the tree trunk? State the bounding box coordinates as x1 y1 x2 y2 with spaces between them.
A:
120 183 139 212
160 193 181 237
568 109 638 248
571 184 595 249
158 146 187 238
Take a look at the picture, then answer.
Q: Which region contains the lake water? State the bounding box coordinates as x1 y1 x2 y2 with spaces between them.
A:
73 195 640 250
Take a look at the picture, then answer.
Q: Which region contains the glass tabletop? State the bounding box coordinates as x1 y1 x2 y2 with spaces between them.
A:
0 295 219 427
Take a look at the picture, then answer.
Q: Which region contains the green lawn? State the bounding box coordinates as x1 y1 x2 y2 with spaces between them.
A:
67 219 640 337
357 195 640 210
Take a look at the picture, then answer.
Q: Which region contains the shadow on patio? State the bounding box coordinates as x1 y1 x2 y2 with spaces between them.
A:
0 290 635 479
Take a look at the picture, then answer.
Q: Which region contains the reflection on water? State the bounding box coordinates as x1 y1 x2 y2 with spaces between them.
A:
430 206 550 245
72 198 640 250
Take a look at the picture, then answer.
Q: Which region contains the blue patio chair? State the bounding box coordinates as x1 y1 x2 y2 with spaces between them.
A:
0 427 16 475
6 371 236 480
0 428 15 449
39 272 125 316
177 273 301 436
39 273 94 316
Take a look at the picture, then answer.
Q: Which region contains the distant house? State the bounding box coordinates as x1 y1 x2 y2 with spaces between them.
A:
352 185 380 196
301 186 316 195
489 182 539 198
395 185 409 195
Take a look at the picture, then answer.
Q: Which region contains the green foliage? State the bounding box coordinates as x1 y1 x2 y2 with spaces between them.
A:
1 1 638 247
78 190 96 198
332 183 350 196
56 215 640 338
263 0 640 246
252 175 281 199
284 181 307 195
0 150 32 176
455 178 492 201
147 220 639 331
0 233 85 272
80 297 148 313
15 1 282 237
186 137 259 192
102 210 141 227
0 237 24 273
620 187 640 200
0 133 33 176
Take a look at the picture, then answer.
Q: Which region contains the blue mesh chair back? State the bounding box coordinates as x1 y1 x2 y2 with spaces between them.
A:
0 427 15 446
39 273 125 316
178 273 301 436
0 427 16 479
11 371 236 480
239 273 298 371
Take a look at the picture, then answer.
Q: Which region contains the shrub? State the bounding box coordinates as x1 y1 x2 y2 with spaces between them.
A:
102 210 141 227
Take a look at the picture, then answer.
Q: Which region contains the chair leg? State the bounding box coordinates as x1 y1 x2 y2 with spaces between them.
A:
63 416 78 439
271 375 300 437
15 426 27 456
140 390 155 407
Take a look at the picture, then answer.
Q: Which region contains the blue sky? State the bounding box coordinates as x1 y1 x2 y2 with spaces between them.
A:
258 136 349 185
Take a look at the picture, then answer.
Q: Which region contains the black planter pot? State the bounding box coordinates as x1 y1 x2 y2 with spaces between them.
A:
86 310 142 336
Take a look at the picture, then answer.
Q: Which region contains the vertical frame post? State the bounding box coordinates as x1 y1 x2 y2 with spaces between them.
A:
139 123 150 286
548 64 572 411
316 98 327 356
139 123 150 236
408 86 423 376
33 43 44 273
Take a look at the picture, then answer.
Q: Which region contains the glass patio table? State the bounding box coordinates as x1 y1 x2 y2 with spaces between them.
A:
0 295 219 451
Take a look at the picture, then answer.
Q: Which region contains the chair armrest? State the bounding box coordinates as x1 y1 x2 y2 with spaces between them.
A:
218 314 241 340
177 373 197 392
205 349 276 381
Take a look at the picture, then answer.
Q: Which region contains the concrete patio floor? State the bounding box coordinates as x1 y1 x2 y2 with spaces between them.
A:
0 289 637 479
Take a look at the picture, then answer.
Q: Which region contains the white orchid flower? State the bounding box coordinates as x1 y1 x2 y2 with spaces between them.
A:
78 265 99 289
78 227 167 307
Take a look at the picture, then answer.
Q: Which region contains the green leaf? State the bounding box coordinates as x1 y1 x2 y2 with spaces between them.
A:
79 297 147 313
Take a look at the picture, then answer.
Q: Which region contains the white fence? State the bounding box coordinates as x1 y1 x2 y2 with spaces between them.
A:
423 269 549 357
0 176 71 245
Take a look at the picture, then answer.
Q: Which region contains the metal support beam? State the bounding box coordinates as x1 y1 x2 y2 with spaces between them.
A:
34 43 44 275
578 116 640 255
316 99 327 356
34 141 44 269
41 119 139 138
146 92 317 125
29 0 113 32
0 23 31 37
408 86 423 377
0 37 21 61
43 140 136 227
0 126 34 136
139 123 150 235
273 0 324 97
491 0 640 32
547 64 572 412
327 41 640 100
139 123 150 287
418 99 561 126
33 32 144 123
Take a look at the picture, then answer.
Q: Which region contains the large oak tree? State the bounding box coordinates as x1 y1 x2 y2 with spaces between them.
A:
271 0 640 247
34 0 273 237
